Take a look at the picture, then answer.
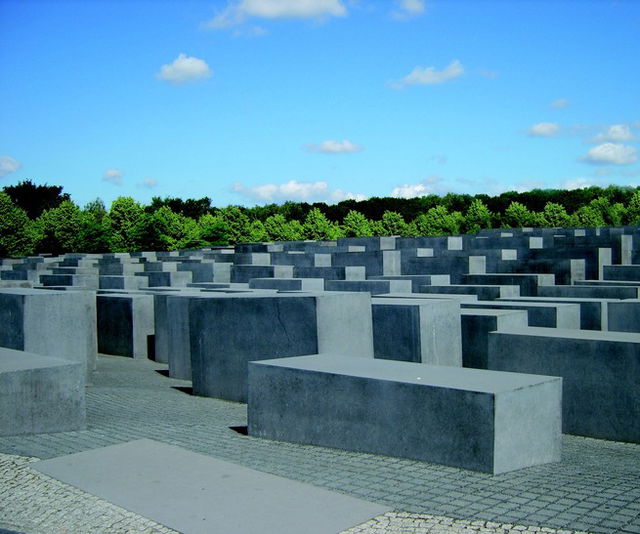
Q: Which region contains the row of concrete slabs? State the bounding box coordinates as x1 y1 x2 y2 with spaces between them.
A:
1 225 639 475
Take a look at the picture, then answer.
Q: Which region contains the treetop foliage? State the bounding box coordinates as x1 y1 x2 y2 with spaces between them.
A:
1 182 639 257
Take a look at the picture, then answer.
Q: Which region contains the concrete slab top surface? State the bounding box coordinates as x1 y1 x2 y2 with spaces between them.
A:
371 297 454 307
0 348 78 372
494 326 640 342
34 439 387 534
460 308 528 318
253 354 560 393
377 292 479 302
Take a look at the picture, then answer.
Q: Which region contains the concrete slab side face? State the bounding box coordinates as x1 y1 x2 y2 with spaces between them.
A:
0 293 25 350
316 293 374 357
372 304 422 362
167 296 191 379
488 332 640 443
131 295 154 359
249 363 497 472
33 439 388 534
493 379 562 474
97 297 133 358
190 296 319 402
0 348 85 436
419 299 462 366
24 290 97 378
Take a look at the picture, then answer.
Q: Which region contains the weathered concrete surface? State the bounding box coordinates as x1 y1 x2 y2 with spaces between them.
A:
0 348 85 436
249 354 562 474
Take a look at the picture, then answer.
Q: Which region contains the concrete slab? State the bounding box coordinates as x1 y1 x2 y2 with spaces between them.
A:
34 439 387 534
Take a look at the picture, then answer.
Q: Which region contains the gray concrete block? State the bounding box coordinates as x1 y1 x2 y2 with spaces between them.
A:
368 274 450 292
461 309 529 368
0 288 97 380
608 299 640 333
33 439 388 534
248 354 562 474
536 285 639 300
461 300 580 329
499 296 609 330
487 327 640 443
189 292 373 402
324 279 411 295
248 278 325 292
0 347 85 435
371 298 462 366
97 294 154 359
419 284 520 300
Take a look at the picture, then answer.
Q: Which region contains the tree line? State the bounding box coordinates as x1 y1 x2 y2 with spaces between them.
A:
2 180 640 257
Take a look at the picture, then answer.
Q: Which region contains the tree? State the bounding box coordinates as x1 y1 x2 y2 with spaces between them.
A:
0 192 35 257
380 211 408 236
342 210 374 237
78 198 111 253
108 196 145 252
264 214 304 241
215 206 252 244
33 200 84 254
413 205 463 236
540 202 571 228
463 199 492 234
303 208 342 240
197 214 231 246
247 220 269 242
503 201 540 228
3 180 70 219
626 190 640 225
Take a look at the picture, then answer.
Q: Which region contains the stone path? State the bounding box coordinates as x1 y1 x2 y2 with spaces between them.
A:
1 355 639 534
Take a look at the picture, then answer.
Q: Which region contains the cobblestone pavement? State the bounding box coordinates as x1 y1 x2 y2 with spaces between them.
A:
1 355 639 534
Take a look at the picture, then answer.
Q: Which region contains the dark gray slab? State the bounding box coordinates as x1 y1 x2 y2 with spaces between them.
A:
34 439 387 534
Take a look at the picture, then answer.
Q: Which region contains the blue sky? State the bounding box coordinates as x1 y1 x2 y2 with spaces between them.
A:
1 0 639 209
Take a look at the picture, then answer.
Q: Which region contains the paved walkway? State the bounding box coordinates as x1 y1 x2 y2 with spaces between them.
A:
1 355 639 534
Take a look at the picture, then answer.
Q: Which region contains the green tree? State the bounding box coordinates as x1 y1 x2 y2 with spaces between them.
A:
34 200 84 254
264 214 304 241
626 190 640 224
570 204 606 227
247 220 269 242
463 199 492 234
78 198 111 253
380 211 408 236
342 210 374 237
503 201 540 228
0 192 35 257
413 205 463 236
3 180 70 219
215 206 252 244
108 196 145 252
303 208 342 240
541 202 571 227
197 214 231 246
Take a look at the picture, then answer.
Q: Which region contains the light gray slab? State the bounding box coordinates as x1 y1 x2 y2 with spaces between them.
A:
34 439 387 534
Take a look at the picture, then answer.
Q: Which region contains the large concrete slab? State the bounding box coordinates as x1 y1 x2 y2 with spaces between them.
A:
249 354 562 474
34 439 387 534
0 347 85 435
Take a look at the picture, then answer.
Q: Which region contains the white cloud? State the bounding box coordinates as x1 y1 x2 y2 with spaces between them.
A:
103 169 124 186
0 156 21 177
205 0 347 28
550 98 570 109
478 68 498 79
305 139 362 154
156 54 212 85
389 59 463 89
391 176 441 198
392 0 425 19
584 143 638 165
141 178 158 188
564 177 593 190
527 122 560 137
233 179 364 203
592 124 635 142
